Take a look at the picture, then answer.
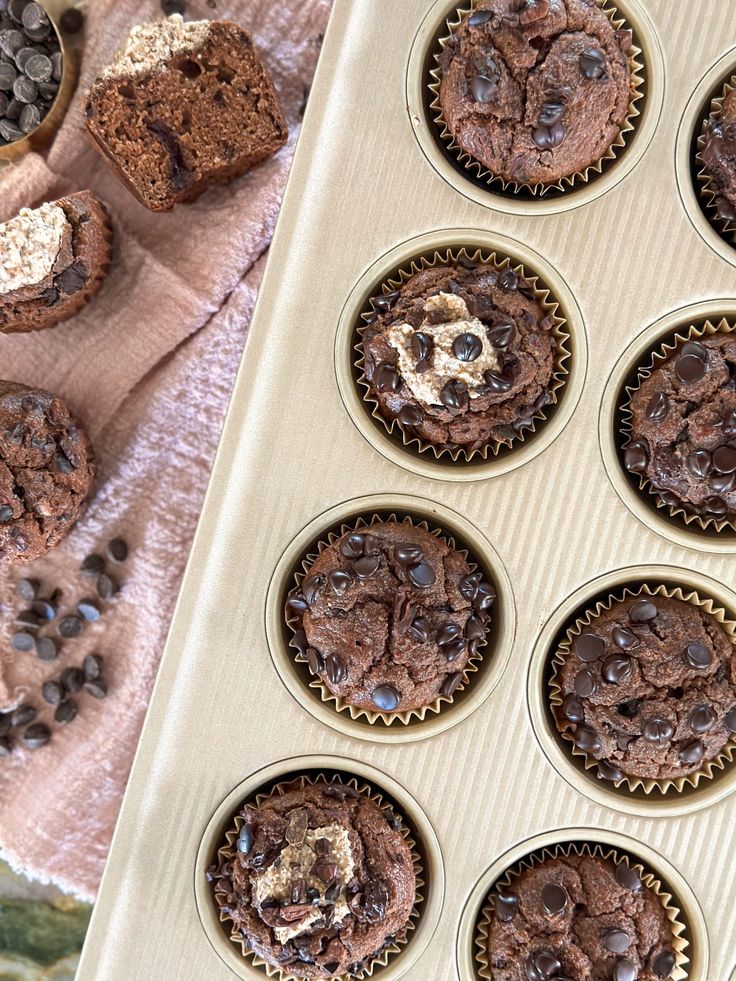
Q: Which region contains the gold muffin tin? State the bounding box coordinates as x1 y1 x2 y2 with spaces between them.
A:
76 1 736 978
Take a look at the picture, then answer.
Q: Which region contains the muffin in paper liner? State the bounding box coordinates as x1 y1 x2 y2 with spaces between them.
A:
284 511 495 726
354 247 570 464
548 582 736 795
619 317 736 534
474 840 689 980
427 0 645 198
695 75 736 240
209 772 425 981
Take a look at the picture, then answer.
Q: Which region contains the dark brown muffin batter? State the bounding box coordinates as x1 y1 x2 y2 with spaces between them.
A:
0 191 112 334
0 382 94 563
211 779 416 978
700 87 736 224
286 520 495 713
555 594 736 781
437 0 633 186
486 852 677 980
361 262 558 453
625 333 736 522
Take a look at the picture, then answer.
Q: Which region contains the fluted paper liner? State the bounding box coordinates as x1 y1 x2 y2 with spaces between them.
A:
285 511 495 726
0 14 77 163
354 247 570 463
427 0 645 197
549 582 736 796
210 772 425 981
619 317 736 534
695 75 736 240
474 840 689 980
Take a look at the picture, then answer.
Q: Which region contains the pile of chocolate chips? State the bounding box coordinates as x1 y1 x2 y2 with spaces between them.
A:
0 0 63 145
0 536 128 755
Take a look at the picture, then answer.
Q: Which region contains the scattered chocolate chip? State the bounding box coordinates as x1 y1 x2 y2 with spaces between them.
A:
468 9 493 26
42 680 62 704
327 569 352 594
688 704 716 733
540 882 567 916
713 445 736 474
11 703 35 727
484 369 512 393
55 699 77 724
35 637 58 661
372 684 400 711
77 599 101 622
15 577 38 602
684 642 712 669
676 352 706 384
615 860 642 892
533 120 565 149
83 679 107 699
96 574 118 599
14 610 39 630
679 739 704 765
576 632 604 662
323 653 346 685
498 268 518 292
374 363 401 393
597 759 624 782
602 654 632 685
525 950 561 981
652 949 676 978
107 537 128 562
32 598 55 620
574 667 597 697
439 378 468 409
725 706 736 732
562 693 585 723
440 671 463 696
371 290 399 313
11 631 34 652
624 443 648 473
645 391 669 422
687 448 712 478
494 890 518 922
629 599 657 623
603 928 630 954
237 824 254 854
469 74 497 102
612 627 638 650
22 722 50 748
81 553 105 575
58 614 83 638
408 560 435 588
354 554 380 579
573 726 601 753
397 404 422 426
301 574 324 606
452 332 483 362
61 667 84 694
612 959 637 981
407 616 430 643
642 717 674 744
487 322 514 348
395 543 422 566
580 47 606 78
442 638 466 662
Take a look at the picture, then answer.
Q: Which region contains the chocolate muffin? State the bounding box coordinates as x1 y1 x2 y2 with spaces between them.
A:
0 191 112 334
286 520 495 715
624 332 736 523
555 592 736 782
360 261 559 454
436 0 633 187
211 779 416 978
0 381 94 563
699 86 736 226
486 851 678 980
85 15 287 211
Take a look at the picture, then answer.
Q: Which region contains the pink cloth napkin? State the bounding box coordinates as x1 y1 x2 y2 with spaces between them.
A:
0 0 331 900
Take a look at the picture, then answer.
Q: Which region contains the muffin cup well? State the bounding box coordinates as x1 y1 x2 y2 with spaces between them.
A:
427 0 645 198
474 840 689 981
355 246 570 464
210 771 425 981
284 511 494 727
619 317 736 534
549 581 736 796
695 75 736 239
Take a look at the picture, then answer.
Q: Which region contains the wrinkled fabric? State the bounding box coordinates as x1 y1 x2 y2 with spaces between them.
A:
0 0 330 900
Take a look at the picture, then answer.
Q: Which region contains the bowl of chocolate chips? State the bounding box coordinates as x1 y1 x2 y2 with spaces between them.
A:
0 0 76 159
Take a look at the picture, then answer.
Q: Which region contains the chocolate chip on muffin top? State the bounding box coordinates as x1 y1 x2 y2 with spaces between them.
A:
700 87 736 224
555 593 736 781
287 520 495 714
437 0 633 186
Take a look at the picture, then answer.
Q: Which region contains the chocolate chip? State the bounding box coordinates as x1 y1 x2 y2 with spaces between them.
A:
398 404 422 426
442 638 466 662
340 533 364 558
710 471 736 494
487 323 514 348
103 538 128 564
302 574 323 606
525 950 561 981
725 706 736 732
236 824 254 854
484 370 512 393
408 560 435 588
539 100 565 127
679 739 704 765
713 445 736 474
498 268 518 292
354 554 380 579
494 890 518 922
452 332 482 362
58 615 83 638
11 703 35 727
83 679 107 698
440 671 463 696
574 667 597 697
580 47 606 78
59 7 84 33
439 378 468 409
395 543 422 566
617 699 640 718
653 949 676 978
323 653 346 685
374 363 400 393
540 882 567 916
465 615 486 641
17 100 38 132
371 290 399 313
0 504 13 522
411 331 433 368
406 617 429 643
14 610 39 630
0 117 22 140
35 637 57 661
615 860 642 892
597 759 624 782
688 704 716 733
573 726 601 753
55 699 77 725
576 632 604 662
372 685 400 711
22 722 50 748
646 391 669 422
602 654 632 685
61 667 84 694
81 553 105 575
684 642 712 669
75 641 100 674
77 599 101 621
468 9 493 25
474 581 495 610
603 928 630 954
642 717 674 743
11 631 34 652
562 693 585 723
12 73 36 103
24 51 50 82
676 353 706 384
0 61 16 89
469 74 497 102
533 120 565 149
42 680 62 705
305 647 322 674
687 448 712 478
56 261 87 294
612 627 638 650
327 569 352 594
96 574 118 599
459 573 482 601
624 442 648 473
629 599 657 622
437 622 461 645
612 959 637 981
